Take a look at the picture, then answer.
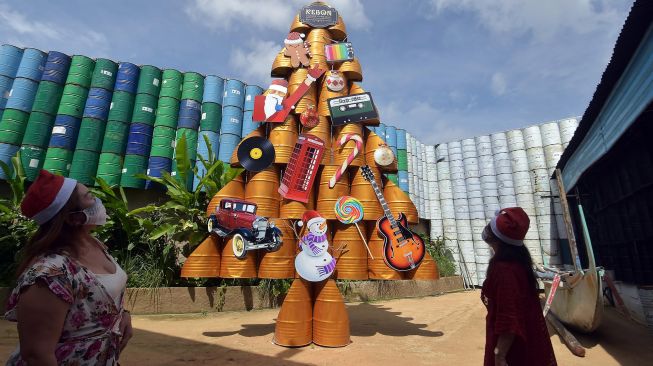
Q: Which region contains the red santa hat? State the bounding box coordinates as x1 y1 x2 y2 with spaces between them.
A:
297 210 324 228
285 32 305 45
21 170 77 225
268 79 288 94
490 207 530 246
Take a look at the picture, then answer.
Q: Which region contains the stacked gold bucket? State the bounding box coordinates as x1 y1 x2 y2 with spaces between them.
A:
182 1 437 349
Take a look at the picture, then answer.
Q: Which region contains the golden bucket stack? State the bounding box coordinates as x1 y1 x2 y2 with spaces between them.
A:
273 278 313 347
205 173 246 217
313 279 351 347
328 16 347 40
287 69 316 114
365 130 397 172
280 189 314 218
367 222 403 280
180 235 222 278
268 115 298 164
350 166 383 221
405 252 439 281
258 219 298 279
245 166 280 217
307 29 328 72
333 123 365 167
231 127 265 167
271 49 293 78
302 116 332 164
338 58 362 82
349 83 365 95
315 165 349 219
384 180 419 224
332 222 368 280
317 70 349 116
220 235 257 278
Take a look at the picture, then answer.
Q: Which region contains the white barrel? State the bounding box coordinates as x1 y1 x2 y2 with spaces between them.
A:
544 144 564 170
554 213 567 239
507 129 526 152
450 160 464 174
461 138 477 159
443 218 458 236
491 132 509 153
463 155 479 169
494 158 512 174
452 182 468 200
510 149 529 172
454 199 470 220
441 198 455 219
475 246 493 258
458 239 478 285
468 197 484 219
439 179 453 199
513 171 532 194
499 194 518 208
529 168 551 192
470 218 486 238
419 197 427 218
526 147 547 170
533 193 552 217
457 227 474 242
493 151 510 162
430 219 443 238
435 142 448 159
448 140 462 157
475 135 492 156
480 174 498 189
536 215 555 240
515 192 535 211
466 183 482 199
426 165 437 181
484 198 501 218
559 118 579 146
523 125 544 149
540 121 563 146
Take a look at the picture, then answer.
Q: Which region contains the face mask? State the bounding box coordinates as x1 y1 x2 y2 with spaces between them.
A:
80 197 108 226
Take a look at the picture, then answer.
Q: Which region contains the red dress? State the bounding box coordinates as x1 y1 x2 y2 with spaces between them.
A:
481 261 557 366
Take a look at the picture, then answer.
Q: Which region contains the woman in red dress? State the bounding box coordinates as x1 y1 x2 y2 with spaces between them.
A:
480 207 557 366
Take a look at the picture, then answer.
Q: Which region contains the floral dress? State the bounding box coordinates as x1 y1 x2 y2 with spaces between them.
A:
5 252 125 365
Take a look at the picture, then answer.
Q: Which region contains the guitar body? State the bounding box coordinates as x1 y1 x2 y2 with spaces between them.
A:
377 213 426 271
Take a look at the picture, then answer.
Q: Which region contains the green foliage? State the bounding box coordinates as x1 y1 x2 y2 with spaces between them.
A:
257 278 293 298
420 233 457 278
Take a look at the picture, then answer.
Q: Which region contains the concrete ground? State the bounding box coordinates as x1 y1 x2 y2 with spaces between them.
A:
2 291 652 365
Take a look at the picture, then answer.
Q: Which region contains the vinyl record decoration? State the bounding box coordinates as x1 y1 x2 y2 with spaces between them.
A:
237 136 275 172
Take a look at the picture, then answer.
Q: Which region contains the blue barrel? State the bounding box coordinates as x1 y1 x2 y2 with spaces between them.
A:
83 87 112 120
49 115 80 150
0 75 13 110
125 123 154 156
0 45 23 78
5 78 38 112
385 125 397 156
144 156 172 190
241 110 258 137
16 48 46 81
177 99 201 129
244 85 263 111
367 126 376 134
202 75 224 104
396 129 407 150
375 123 386 142
217 132 240 162
398 170 409 192
223 79 245 108
41 51 71 84
0 142 20 179
114 62 139 94
196 130 219 161
220 106 243 135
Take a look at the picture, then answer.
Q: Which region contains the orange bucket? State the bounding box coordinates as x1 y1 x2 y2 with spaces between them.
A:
315 165 350 219
367 221 403 280
384 180 418 224
269 115 298 164
288 69 317 115
205 173 246 217
313 279 351 347
219 235 257 278
258 219 298 279
245 166 280 217
328 16 347 40
273 278 313 347
350 166 383 221
289 14 310 34
333 123 364 167
280 188 314 219
405 251 439 281
302 116 332 165
349 83 365 95
271 49 292 78
180 235 221 278
332 222 368 280
338 57 362 82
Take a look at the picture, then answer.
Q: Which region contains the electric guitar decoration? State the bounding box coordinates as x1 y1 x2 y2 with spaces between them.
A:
360 165 425 271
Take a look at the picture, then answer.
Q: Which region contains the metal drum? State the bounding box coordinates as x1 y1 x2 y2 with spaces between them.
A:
316 70 346 116
49 115 80 150
65 55 95 88
328 15 347 40
364 130 395 169
132 93 158 125
0 75 13 110
32 81 64 115
181 72 204 102
200 102 221 132
303 116 332 164
217 132 240 162
230 127 263 166
398 170 409 192
244 85 263 111
41 51 71 85
279 188 314 219
384 180 419 224
367 221 402 280
22 112 55 147
125 123 154 156
315 165 349 219
101 120 129 154
90 58 117 91
76 117 106 152
15 48 46 81
268 114 298 164
136 65 162 96
333 123 364 167
175 127 198 161
69 149 100 185
385 125 397 156
107 91 135 123
223 79 245 108
160 69 183 100
145 156 172 190
202 75 224 104
0 45 23 78
313 279 351 347
307 30 328 71
332 222 368 280
271 49 293 78
219 234 257 278
258 218 297 279
337 57 362 82
245 166 280 217
205 172 245 217
396 129 407 150
273 279 313 347
0 142 19 179
82 87 112 121
95 152 123 186
19 145 46 181
405 251 439 280
149 126 176 158
0 109 29 145
220 106 243 135
397 150 408 170
120 153 148 188
42 147 73 176
155 96 179 129
5 77 38 112
289 68 318 115
57 84 89 118
350 166 383 220
114 62 139 94
241 110 257 137
177 99 201 129
180 235 221 278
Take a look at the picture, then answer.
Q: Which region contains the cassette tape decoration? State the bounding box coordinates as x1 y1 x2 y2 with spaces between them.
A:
325 42 354 63
327 92 379 126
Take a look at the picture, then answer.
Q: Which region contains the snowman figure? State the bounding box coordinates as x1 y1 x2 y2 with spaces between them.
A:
295 210 336 282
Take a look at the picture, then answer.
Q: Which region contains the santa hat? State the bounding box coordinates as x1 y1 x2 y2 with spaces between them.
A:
297 210 323 227
490 207 530 246
21 170 77 225
268 79 288 94
285 32 305 45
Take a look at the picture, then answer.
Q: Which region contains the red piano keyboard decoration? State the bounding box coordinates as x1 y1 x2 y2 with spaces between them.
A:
278 134 325 203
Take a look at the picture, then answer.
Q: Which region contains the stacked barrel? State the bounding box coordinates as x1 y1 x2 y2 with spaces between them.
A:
20 51 71 180
396 129 409 192
0 47 46 178
241 84 263 137
475 135 500 278
146 69 183 189
68 58 117 184
43 55 94 177
218 79 245 162
172 72 204 189
384 125 398 184
120 65 161 188
96 62 139 186
192 75 223 190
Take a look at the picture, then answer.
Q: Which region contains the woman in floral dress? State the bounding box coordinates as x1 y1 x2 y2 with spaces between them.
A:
5 170 132 365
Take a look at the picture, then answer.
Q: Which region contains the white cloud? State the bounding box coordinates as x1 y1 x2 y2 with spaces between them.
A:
490 72 507 96
229 40 279 86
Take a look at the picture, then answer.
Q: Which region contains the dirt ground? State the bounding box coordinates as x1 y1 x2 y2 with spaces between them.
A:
2 291 652 365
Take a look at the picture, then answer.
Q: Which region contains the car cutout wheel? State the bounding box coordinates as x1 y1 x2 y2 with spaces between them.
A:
207 217 214 233
232 233 247 259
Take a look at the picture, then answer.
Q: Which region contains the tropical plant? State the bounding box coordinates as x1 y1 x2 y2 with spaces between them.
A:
418 232 457 277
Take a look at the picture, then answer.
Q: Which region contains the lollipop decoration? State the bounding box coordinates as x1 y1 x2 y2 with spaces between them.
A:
334 196 374 259
329 133 363 188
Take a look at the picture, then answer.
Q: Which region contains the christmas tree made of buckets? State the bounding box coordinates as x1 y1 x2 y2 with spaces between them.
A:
181 2 438 347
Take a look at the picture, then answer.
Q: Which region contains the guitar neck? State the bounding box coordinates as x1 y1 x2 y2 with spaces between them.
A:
367 175 397 226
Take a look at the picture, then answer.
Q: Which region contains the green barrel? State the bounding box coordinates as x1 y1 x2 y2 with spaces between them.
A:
76 117 106 152
90 58 118 90
136 65 162 96
199 102 222 132
65 55 95 88
131 93 158 125
385 173 398 185
150 126 176 158
22 111 55 147
107 91 135 123
32 81 65 115
171 159 195 191
0 109 30 145
69 149 100 185
160 69 183 99
42 147 73 176
175 128 198 161
181 72 204 102
58 84 89 118
101 120 129 154
96 152 122 186
120 154 148 188
19 145 46 181
397 150 408 171
154 96 179 128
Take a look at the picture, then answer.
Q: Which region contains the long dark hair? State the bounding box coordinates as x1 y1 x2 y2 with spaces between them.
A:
485 225 539 293
16 187 83 276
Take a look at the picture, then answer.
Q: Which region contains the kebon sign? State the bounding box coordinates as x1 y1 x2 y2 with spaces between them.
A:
299 3 338 28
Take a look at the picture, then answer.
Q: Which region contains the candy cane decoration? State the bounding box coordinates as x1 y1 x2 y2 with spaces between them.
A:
329 133 363 188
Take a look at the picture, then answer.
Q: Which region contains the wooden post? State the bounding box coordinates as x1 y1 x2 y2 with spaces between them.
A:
555 168 582 273
546 310 586 357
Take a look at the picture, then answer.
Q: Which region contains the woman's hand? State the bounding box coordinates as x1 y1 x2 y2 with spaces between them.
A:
495 354 508 366
119 311 133 353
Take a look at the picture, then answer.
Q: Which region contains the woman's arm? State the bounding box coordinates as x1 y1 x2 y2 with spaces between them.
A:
494 333 515 365
16 281 70 365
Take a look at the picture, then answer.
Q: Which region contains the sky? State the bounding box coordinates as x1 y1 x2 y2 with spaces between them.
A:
0 0 634 145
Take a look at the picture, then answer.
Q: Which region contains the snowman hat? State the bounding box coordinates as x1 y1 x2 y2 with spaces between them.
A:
285 32 305 45
21 170 77 225
297 210 323 227
490 207 530 246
